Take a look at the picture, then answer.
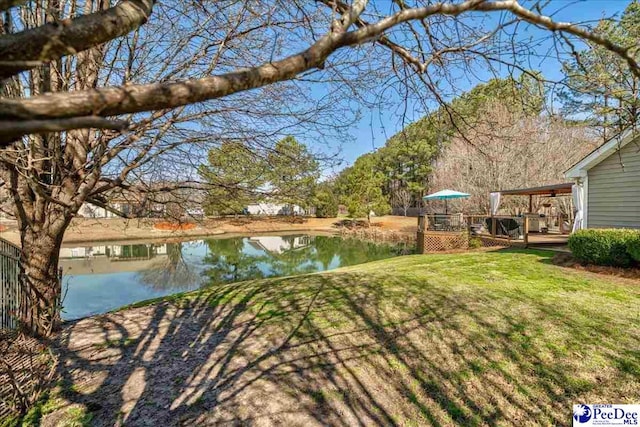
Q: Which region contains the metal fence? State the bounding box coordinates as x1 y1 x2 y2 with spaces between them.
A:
1 237 23 330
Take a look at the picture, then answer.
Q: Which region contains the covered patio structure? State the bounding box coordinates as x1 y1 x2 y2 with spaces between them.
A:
489 182 574 248
416 182 578 253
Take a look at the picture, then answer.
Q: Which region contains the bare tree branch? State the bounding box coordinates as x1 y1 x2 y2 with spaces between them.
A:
487 0 640 77
1 0 637 134
0 0 155 78
0 116 128 145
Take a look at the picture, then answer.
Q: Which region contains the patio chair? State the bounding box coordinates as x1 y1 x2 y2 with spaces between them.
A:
433 214 448 231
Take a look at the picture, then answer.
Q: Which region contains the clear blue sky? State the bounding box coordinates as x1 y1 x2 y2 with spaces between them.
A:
323 0 630 173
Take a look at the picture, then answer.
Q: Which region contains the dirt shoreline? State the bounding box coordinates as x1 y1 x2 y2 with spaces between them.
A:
0 216 418 246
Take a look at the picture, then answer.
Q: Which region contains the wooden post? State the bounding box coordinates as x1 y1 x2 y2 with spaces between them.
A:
491 217 497 238
417 215 425 254
417 231 425 254
528 195 533 213
523 216 529 247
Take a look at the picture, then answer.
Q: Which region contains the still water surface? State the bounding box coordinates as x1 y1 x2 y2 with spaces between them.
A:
59 234 409 320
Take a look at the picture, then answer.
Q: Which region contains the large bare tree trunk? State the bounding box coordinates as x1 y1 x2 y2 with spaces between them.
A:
2 0 104 336
19 220 67 336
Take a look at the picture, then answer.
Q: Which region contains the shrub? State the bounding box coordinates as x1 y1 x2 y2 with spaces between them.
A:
568 229 640 267
626 233 640 263
468 237 482 249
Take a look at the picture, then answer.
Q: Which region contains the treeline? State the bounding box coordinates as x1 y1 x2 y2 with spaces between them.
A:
201 2 638 219
199 75 595 219
326 74 591 217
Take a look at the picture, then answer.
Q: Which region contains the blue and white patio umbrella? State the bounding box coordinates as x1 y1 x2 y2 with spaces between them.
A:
423 189 471 214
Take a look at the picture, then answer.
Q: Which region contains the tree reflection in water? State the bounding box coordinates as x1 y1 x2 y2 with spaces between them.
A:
201 235 411 288
203 238 268 284
138 242 202 291
62 235 411 318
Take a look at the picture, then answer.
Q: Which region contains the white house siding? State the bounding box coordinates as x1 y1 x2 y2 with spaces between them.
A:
246 203 306 215
587 140 640 229
78 203 116 218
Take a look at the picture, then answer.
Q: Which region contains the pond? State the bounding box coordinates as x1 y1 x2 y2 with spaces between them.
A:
59 234 411 320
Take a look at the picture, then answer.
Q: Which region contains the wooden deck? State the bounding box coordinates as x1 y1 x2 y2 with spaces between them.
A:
417 215 572 253
527 233 569 245
526 232 570 252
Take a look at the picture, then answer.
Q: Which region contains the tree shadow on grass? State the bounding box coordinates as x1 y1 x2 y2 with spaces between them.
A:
51 260 640 426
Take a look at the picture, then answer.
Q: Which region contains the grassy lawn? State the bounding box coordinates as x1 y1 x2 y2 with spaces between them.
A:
41 249 639 426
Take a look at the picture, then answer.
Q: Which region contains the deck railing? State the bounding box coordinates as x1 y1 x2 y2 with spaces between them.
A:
419 214 526 237
418 214 529 243
467 215 528 243
418 214 468 232
417 213 575 252
526 214 570 234
1 237 24 330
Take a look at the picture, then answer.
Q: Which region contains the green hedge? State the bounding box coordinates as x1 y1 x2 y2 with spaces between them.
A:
627 235 640 263
568 229 640 267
